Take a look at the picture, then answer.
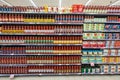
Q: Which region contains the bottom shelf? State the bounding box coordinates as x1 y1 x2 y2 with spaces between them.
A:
0 73 81 76
0 73 120 76
82 73 120 75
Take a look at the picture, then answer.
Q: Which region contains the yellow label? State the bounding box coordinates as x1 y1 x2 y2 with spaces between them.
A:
68 50 72 54
51 19 55 22
53 41 57 44
9 30 13 33
13 30 16 33
110 57 113 63
102 57 105 62
53 50 58 54
2 30 5 33
79 40 82 44
23 19 26 22
38 19 41 22
19 30 24 33
47 19 50 22
0 27 1 32
116 57 119 63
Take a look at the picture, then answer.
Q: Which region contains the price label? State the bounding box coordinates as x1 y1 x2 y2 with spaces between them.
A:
90 62 95 66
9 74 14 79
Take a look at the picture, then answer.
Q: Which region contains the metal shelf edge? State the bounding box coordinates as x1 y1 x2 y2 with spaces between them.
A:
0 64 81 66
0 54 82 56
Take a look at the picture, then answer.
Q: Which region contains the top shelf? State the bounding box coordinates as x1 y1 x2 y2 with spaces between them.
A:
0 22 83 25
0 11 84 15
0 11 120 16
84 13 120 16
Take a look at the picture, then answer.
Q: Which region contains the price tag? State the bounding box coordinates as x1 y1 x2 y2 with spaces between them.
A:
59 64 62 65
11 53 14 55
90 62 95 66
9 74 14 79
39 74 42 76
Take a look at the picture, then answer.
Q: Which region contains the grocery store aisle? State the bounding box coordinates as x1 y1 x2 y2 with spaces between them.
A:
0 76 120 80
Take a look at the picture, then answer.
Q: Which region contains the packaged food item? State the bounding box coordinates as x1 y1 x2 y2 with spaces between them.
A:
91 68 96 73
111 41 115 48
96 56 102 63
81 67 85 73
116 65 120 73
118 50 120 55
115 33 120 39
83 41 90 48
112 25 118 30
98 50 103 55
95 67 101 73
111 49 116 56
72 4 84 13
105 25 110 31
102 57 110 63
101 65 109 73
98 41 105 48
93 50 97 55
88 50 93 55
84 24 89 31
108 33 113 39
93 33 98 39
103 49 108 55
87 67 92 73
82 56 89 63
110 57 116 63
99 24 104 31
95 24 99 31
82 50 88 55
93 41 98 48
110 65 116 73
83 33 91 39
98 33 105 39
89 56 95 63
106 41 113 48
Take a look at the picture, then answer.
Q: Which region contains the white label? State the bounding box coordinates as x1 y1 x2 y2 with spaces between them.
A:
28 69 54 72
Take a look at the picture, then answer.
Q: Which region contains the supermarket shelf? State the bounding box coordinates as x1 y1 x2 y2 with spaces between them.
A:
0 73 81 76
0 11 84 15
82 73 120 75
84 13 120 16
83 39 120 41
104 47 120 49
0 74 39 77
0 22 83 25
0 11 120 16
82 55 103 57
0 11 57 14
83 47 104 49
83 47 120 49
84 22 120 24
0 33 83 36
0 64 81 66
82 63 120 65
82 55 120 57
0 44 82 46
0 54 82 56
84 30 120 33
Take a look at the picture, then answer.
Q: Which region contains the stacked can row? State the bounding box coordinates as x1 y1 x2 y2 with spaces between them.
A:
82 64 120 74
0 36 82 44
0 55 81 64
0 65 81 74
0 14 84 23
0 25 82 34
0 46 82 54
